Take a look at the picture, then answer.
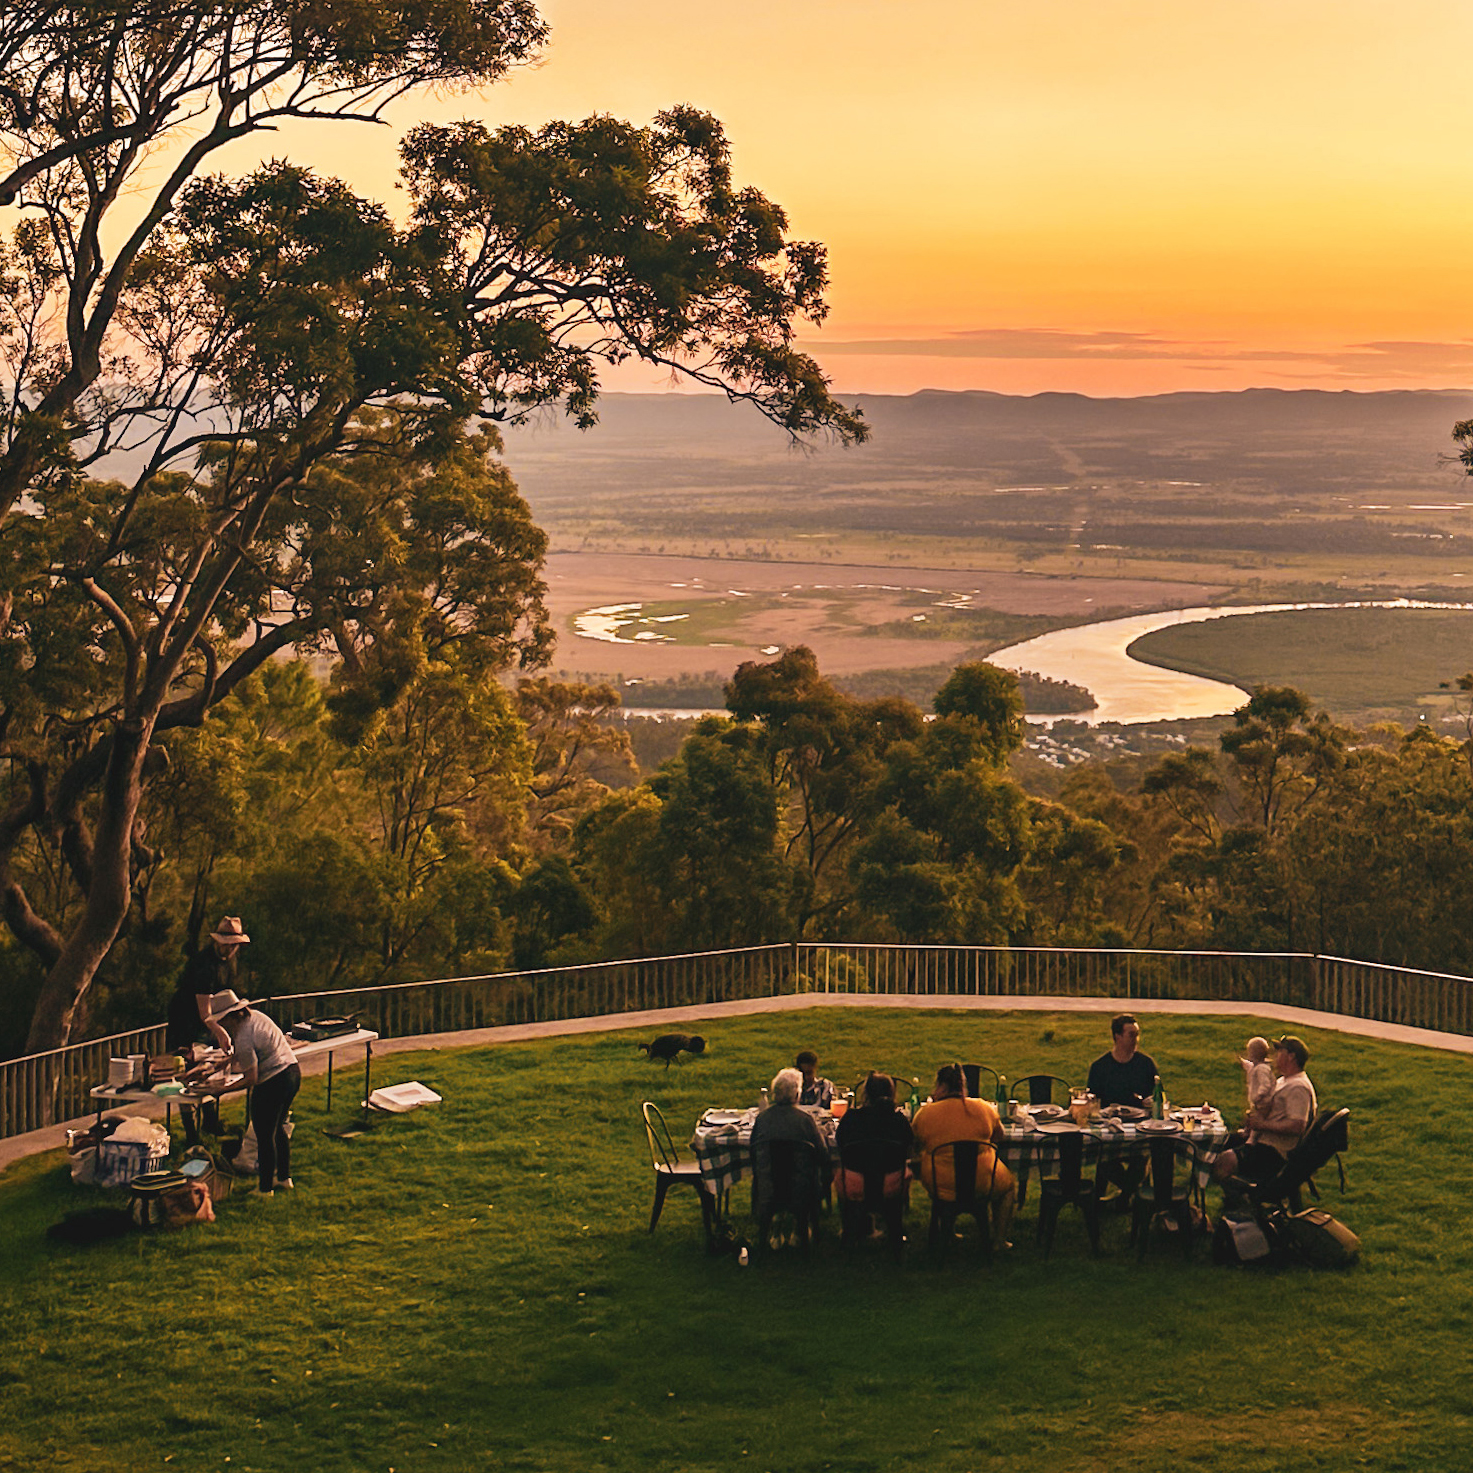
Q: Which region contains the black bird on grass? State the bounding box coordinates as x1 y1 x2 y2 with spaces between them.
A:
639 1033 707 1068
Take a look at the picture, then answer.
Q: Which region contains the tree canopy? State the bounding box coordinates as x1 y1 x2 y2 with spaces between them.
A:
0 2 867 1050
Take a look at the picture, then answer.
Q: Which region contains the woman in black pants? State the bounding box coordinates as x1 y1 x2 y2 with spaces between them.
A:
205 989 302 1197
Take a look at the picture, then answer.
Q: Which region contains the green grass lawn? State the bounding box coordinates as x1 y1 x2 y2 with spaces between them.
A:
4 1007 1471 1473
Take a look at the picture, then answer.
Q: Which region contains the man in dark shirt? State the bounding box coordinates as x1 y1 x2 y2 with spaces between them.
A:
1086 1013 1158 1206
1086 1013 1159 1107
165 915 249 1143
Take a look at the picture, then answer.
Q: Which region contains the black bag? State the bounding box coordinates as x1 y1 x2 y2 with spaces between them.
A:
47 1207 135 1245
1282 1207 1360 1267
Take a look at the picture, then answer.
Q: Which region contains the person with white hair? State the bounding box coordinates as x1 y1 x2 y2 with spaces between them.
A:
748 1066 832 1222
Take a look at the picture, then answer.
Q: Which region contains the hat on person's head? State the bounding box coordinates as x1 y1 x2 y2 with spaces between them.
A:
1273 1035 1310 1068
205 989 251 1023
210 916 249 946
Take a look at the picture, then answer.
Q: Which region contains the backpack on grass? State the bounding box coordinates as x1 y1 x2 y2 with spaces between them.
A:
1281 1208 1360 1268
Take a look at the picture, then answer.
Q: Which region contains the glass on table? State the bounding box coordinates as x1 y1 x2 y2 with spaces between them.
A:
831 1095 848 1120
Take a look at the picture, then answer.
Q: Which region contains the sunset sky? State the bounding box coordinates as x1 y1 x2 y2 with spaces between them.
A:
273 0 1473 398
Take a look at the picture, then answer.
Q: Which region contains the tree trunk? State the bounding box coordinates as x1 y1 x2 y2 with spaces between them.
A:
23 719 152 1053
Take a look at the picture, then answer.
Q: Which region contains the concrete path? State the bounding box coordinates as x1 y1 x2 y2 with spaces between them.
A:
6 992 1471 1175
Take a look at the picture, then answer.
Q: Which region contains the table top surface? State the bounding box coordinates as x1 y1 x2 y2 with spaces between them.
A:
91 1028 379 1100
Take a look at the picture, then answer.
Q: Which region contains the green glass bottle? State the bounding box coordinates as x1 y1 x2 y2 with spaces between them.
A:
1151 1073 1164 1120
995 1072 1009 1116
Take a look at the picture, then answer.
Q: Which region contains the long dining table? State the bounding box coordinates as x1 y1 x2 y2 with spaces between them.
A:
689 1104 1231 1208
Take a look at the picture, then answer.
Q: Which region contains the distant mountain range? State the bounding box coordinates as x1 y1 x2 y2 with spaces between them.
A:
499 387 1473 549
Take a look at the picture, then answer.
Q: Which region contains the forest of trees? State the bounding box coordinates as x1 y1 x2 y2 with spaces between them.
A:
5 4 1473 1060
0 1 865 1054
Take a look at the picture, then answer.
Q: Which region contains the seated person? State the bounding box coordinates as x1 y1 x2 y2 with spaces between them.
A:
750 1067 832 1220
796 1049 835 1109
1086 1013 1159 1107
835 1072 913 1239
1214 1036 1317 1184
1087 1013 1158 1205
910 1062 1016 1248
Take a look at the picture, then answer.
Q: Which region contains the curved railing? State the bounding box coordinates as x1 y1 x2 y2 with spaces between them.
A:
5 943 1471 1140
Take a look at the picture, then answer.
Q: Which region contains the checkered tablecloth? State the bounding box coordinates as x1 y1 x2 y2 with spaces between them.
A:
691 1110 1230 1200
690 1109 840 1198
1000 1118 1230 1191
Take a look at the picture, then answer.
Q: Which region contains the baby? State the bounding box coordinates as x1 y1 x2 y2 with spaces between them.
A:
1239 1036 1275 1114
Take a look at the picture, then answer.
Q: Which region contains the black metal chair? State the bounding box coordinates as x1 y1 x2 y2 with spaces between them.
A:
837 1137 910 1263
1130 1137 1196 1262
1223 1107 1351 1215
756 1137 826 1256
641 1101 719 1238
925 1141 1003 1262
1014 1073 1072 1106
1036 1128 1103 1259
962 1063 1001 1100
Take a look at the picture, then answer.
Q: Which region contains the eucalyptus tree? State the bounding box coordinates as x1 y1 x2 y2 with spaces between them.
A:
0 3 867 1050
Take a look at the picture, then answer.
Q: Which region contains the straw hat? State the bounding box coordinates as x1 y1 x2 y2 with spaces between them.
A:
210 916 250 946
205 989 252 1023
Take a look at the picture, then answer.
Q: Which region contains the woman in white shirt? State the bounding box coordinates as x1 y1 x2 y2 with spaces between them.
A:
205 989 301 1197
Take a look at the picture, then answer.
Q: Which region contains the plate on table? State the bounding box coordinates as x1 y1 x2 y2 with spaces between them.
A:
1035 1120 1083 1135
1102 1104 1149 1123
1136 1118 1181 1134
1029 1104 1068 1123
701 1110 746 1127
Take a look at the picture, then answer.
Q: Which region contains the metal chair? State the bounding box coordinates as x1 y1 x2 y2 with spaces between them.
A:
962 1063 1001 1100
1223 1107 1350 1215
756 1137 826 1256
925 1141 1004 1262
641 1101 719 1238
837 1137 910 1263
1014 1073 1072 1106
1129 1137 1196 1262
1035 1128 1103 1259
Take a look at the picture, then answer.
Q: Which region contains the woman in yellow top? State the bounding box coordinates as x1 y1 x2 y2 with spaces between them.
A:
910 1062 1016 1248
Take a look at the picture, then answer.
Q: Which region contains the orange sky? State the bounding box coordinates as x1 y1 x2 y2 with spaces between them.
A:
261 0 1473 397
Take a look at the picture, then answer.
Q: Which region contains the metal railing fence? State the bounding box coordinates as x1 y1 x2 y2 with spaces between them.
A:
4 943 1472 1140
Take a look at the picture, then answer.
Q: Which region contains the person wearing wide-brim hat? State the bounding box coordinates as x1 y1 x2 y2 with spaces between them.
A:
201 989 301 1197
165 916 252 1144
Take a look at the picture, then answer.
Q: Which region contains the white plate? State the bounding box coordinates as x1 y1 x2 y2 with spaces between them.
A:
702 1110 746 1126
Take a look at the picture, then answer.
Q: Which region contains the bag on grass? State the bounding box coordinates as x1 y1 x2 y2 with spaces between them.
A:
96 1123 169 1188
1213 1210 1275 1266
1282 1207 1360 1267
180 1146 231 1203
130 1171 214 1229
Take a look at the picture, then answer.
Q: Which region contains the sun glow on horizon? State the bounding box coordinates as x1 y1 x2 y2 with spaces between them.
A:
252 0 1473 397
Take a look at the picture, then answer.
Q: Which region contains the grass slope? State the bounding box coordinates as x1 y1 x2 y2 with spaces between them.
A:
4 1008 1471 1472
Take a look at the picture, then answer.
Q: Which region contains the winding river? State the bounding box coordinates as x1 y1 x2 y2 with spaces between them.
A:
989 599 1473 725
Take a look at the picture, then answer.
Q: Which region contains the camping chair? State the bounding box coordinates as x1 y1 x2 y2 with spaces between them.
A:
925 1141 1004 1263
1224 1107 1351 1216
642 1101 720 1239
1014 1073 1072 1106
1129 1137 1196 1262
1036 1128 1103 1259
837 1137 910 1263
962 1063 1001 1100
756 1137 826 1257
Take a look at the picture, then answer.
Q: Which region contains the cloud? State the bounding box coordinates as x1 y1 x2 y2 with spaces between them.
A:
804 328 1473 381
809 328 1220 360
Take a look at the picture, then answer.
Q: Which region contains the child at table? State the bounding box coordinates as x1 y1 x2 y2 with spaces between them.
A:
796 1050 835 1109
1239 1036 1274 1116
